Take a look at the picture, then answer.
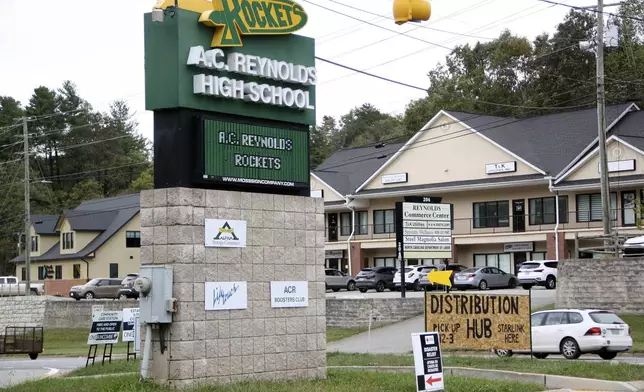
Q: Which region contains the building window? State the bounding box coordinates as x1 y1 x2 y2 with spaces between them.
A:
355 211 368 235
37 266 47 280
21 268 26 281
30 236 38 252
55 265 62 280
374 209 395 234
62 232 75 250
576 193 617 222
73 264 81 279
529 196 569 225
622 191 636 226
340 213 352 236
126 231 141 248
374 257 397 267
530 252 546 261
474 254 512 273
473 201 509 228
109 263 119 279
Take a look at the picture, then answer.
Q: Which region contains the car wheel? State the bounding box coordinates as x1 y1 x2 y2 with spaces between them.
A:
30 289 40 296
413 280 422 291
347 281 356 291
522 284 532 290
28 353 38 360
599 351 617 360
375 281 386 292
84 292 94 300
561 338 581 359
494 349 513 358
533 353 549 359
332 288 340 292
546 276 556 290
508 279 517 289
75 297 81 301
359 288 368 293
119 294 128 300
478 280 488 290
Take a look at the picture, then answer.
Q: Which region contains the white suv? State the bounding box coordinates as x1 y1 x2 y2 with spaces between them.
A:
394 265 430 291
518 261 558 290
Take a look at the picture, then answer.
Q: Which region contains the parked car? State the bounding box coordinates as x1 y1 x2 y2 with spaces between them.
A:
622 235 644 257
494 309 632 360
325 269 356 292
355 266 397 293
0 277 44 296
453 266 517 290
118 273 140 300
69 278 122 300
419 264 468 290
393 265 431 291
518 261 558 290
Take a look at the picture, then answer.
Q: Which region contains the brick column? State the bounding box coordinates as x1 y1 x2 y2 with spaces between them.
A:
547 232 568 260
349 243 363 277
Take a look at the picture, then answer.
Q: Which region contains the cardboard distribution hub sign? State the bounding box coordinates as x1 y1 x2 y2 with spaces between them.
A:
425 293 531 350
411 332 444 391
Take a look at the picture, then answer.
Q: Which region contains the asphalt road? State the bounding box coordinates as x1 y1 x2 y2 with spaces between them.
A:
0 357 85 387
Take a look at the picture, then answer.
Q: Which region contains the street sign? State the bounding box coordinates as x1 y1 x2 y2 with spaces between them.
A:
88 311 122 345
428 270 453 287
425 293 531 350
122 308 140 343
411 332 444 391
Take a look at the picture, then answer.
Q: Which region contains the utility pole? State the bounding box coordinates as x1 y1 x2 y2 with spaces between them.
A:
596 0 612 239
23 117 31 296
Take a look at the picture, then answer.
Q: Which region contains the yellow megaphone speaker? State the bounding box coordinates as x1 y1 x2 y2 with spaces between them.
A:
393 0 431 25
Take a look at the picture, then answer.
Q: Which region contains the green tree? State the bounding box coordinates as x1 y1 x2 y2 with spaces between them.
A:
310 116 335 168
130 165 154 193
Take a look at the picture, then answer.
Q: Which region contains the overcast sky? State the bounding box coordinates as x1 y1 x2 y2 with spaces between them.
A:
0 0 574 141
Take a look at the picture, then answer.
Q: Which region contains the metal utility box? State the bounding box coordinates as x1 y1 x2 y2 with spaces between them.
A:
137 265 174 324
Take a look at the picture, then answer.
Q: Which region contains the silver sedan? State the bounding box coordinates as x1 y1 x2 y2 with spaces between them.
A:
453 266 518 290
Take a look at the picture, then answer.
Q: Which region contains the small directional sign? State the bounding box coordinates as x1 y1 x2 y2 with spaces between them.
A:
411 332 444 391
428 270 453 287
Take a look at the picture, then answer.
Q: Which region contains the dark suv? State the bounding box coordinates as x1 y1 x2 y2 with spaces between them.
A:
355 266 397 293
118 273 140 300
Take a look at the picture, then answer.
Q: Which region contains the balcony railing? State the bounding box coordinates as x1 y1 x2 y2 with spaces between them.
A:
325 209 640 242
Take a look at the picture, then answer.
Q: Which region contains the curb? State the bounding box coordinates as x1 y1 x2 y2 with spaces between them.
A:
329 366 643 391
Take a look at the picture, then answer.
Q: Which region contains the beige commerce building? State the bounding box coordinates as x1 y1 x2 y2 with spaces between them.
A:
312 103 644 276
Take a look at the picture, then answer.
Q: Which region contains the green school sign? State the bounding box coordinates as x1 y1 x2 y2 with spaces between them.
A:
144 2 315 195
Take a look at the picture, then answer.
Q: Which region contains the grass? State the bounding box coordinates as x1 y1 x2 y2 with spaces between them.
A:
326 328 366 343
44 328 129 356
4 371 546 392
327 353 644 381
65 359 139 377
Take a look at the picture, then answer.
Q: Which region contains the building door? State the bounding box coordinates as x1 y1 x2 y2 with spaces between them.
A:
622 191 636 226
513 252 527 274
513 200 526 233
328 213 338 242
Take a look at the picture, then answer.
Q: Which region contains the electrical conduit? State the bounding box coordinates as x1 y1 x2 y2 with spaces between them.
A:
346 196 355 277
548 177 560 260
140 324 153 380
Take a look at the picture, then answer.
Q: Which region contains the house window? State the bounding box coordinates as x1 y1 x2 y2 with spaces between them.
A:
73 264 81 279
37 266 47 280
21 268 26 281
340 213 352 236
374 209 395 234
55 265 62 280
576 193 617 222
109 263 119 279
30 236 38 252
374 257 397 267
622 191 636 226
473 201 509 228
126 231 141 248
355 211 368 235
62 232 75 250
529 196 569 225
474 254 512 273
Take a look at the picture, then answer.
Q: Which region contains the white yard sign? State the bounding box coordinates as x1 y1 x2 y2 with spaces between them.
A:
205 219 247 248
88 311 122 345
411 332 444 391
205 282 248 311
270 281 309 308
122 308 139 343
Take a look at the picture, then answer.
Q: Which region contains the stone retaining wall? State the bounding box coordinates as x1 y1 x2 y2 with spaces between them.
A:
556 257 644 314
326 298 425 329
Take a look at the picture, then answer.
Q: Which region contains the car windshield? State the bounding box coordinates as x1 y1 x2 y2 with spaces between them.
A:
87 278 100 286
404 268 413 273
359 269 373 273
589 311 625 324
461 268 479 273
520 263 541 270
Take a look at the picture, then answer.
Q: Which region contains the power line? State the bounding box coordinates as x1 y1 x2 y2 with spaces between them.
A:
315 56 595 110
538 0 644 22
52 135 129 153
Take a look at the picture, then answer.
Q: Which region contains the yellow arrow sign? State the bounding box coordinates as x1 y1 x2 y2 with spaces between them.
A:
428 270 453 287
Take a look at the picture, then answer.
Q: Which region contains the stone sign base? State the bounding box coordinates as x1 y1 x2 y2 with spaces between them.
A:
140 188 327 388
